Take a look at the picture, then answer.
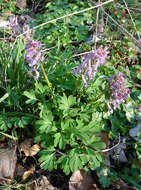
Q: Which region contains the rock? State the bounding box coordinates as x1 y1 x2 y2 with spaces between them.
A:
0 146 17 180
109 137 128 163
129 122 141 140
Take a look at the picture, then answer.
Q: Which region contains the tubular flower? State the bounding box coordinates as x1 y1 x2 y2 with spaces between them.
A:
107 72 130 114
73 46 109 88
24 24 44 81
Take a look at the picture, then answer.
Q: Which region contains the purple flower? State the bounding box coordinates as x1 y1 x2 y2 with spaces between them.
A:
25 39 44 81
107 72 130 114
7 18 43 81
73 46 109 88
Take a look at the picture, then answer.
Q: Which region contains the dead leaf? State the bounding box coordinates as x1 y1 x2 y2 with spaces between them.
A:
39 176 59 190
0 146 17 179
69 170 100 190
22 167 35 182
20 139 40 157
0 136 5 142
16 0 27 9
3 11 13 16
2 0 8 2
30 144 40 156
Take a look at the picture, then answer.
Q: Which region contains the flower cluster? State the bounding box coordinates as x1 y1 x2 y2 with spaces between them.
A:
8 17 44 81
25 40 44 80
73 46 109 88
107 72 130 114
24 25 44 81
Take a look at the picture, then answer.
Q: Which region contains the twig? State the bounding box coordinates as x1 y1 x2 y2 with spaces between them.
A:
94 0 100 49
87 135 121 153
121 0 141 41
41 45 56 52
89 0 141 49
97 135 121 153
71 51 90 58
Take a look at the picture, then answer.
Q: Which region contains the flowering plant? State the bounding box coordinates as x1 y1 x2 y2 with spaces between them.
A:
0 8 136 179
23 38 131 174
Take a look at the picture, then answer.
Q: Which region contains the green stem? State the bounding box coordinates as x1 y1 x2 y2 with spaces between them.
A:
41 63 54 95
73 76 81 96
0 132 18 141
5 112 38 118
35 80 38 91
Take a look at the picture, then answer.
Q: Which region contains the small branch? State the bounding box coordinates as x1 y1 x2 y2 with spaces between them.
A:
89 0 141 49
71 51 90 58
0 131 18 141
41 45 56 52
87 135 121 153
121 0 141 41
97 135 121 153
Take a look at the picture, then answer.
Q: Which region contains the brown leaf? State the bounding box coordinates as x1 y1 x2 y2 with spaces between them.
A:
16 0 27 9
30 144 40 156
69 170 100 190
2 0 8 2
100 132 109 148
39 176 58 190
20 139 40 157
3 11 13 16
0 146 17 179
0 136 5 142
22 167 35 182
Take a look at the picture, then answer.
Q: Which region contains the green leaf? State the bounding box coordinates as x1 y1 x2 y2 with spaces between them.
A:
87 148 101 169
24 91 37 101
58 155 70 175
99 176 110 188
69 155 83 172
39 150 56 171
0 115 12 131
123 101 135 122
59 94 76 110
138 95 141 101
80 154 89 164
0 93 9 104
92 142 106 150
54 132 67 149
137 73 141 80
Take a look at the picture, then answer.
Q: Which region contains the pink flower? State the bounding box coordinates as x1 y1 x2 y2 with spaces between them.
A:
107 72 130 114
73 46 109 88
